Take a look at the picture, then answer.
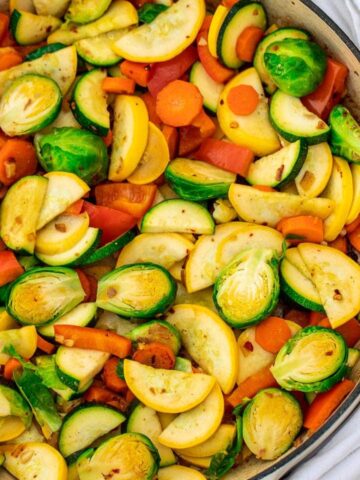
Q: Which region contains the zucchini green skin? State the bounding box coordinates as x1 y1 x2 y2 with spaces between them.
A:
75 34 122 67
6 266 85 326
254 27 311 94
213 249 280 328
24 43 66 61
329 105 360 163
97 263 177 318
10 9 61 45
35 127 109 186
0 384 33 428
70 69 110 137
189 61 224 113
217 1 267 69
58 403 126 458
81 230 135 265
128 320 181 354
271 326 348 392
13 368 62 434
243 388 303 460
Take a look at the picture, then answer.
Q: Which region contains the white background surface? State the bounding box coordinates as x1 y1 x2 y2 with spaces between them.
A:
288 1 360 479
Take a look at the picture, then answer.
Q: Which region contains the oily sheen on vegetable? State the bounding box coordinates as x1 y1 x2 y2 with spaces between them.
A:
0 0 359 479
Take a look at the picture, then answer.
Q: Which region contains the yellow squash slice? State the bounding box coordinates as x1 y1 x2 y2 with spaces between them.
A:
166 304 238 394
4 443 67 480
113 0 206 62
128 122 170 184
158 465 207 480
208 5 228 57
0 417 26 442
158 383 224 449
175 454 211 468
229 184 335 227
176 423 236 458
346 164 360 225
217 68 281 156
116 233 194 269
0 311 18 331
322 156 353 241
0 326 37 365
124 360 215 413
298 243 360 328
109 95 149 181
295 143 333 198
36 172 90 230
35 212 89 255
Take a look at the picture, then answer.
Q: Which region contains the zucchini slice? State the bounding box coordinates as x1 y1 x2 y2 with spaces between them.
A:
127 404 176 467
112 0 205 62
66 0 112 24
141 199 215 235
24 42 66 61
109 94 149 181
116 232 194 270
36 227 101 266
228 184 335 227
213 248 280 328
77 433 160 480
165 158 236 202
166 304 238 394
7 267 85 326
38 302 97 338
10 9 61 45
36 171 90 230
56 346 109 391
295 142 333 198
254 27 310 94
270 90 330 144
33 0 70 17
298 243 360 328
280 258 324 312
347 164 360 224
0 74 62 136
322 156 353 242
189 61 224 113
217 1 267 69
217 68 281 156
81 230 135 265
59 403 125 458
0 46 77 96
0 326 37 364
75 30 129 67
246 140 308 188
70 69 110 136
48 0 138 45
97 263 177 318
128 320 181 354
0 175 48 254
35 212 90 255
4 443 67 480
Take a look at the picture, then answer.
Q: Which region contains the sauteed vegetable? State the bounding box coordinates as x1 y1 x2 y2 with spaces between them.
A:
0 0 359 479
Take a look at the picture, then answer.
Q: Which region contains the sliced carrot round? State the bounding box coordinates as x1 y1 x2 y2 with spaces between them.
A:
132 342 176 369
226 84 259 116
255 316 292 354
156 80 203 127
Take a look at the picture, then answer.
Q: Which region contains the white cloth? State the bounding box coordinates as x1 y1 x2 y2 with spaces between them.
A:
288 1 360 479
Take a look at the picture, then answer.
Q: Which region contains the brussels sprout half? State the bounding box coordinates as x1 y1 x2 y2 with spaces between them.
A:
97 263 177 318
7 267 85 326
213 248 280 328
329 105 360 163
243 388 303 460
264 38 327 97
271 326 348 392
35 127 109 186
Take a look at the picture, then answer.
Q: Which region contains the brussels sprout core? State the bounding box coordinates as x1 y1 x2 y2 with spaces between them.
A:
243 388 303 460
271 326 348 392
264 38 327 97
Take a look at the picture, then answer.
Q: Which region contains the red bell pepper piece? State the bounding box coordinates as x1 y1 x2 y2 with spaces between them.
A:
147 46 198 97
82 201 137 246
302 58 348 120
194 138 254 176
0 251 24 287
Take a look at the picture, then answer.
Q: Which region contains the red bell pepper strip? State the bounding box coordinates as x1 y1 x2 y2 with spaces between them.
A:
147 46 198 97
54 325 132 358
82 201 137 246
194 138 254 176
37 335 56 354
0 251 24 287
302 58 348 120
94 183 157 219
